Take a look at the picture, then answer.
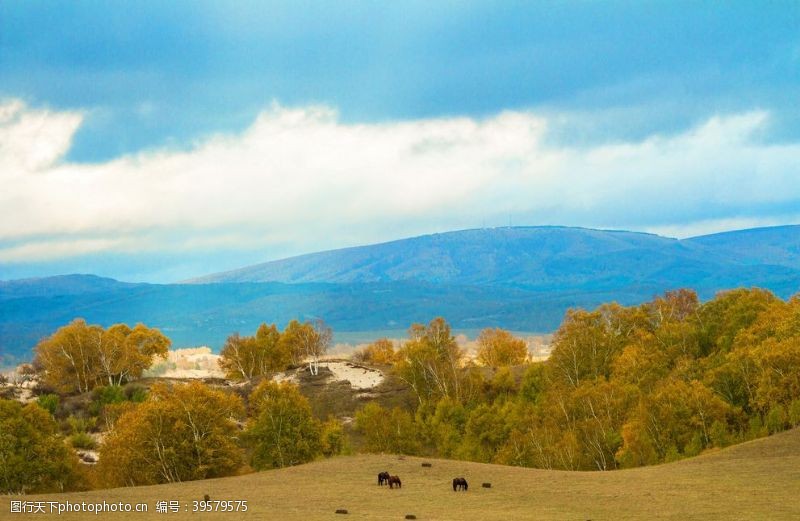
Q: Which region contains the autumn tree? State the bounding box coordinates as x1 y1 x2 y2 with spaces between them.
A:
244 380 322 469
729 296 800 412
352 338 396 365
34 319 170 394
98 323 171 385
641 289 702 360
218 323 288 380
476 328 528 366
279 319 331 375
99 382 244 486
617 379 734 463
548 303 640 389
394 317 467 403
696 288 778 354
0 399 83 493
229 287 800 472
34 319 101 394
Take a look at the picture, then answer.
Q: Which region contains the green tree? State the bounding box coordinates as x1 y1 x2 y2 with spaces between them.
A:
320 418 347 456
244 380 322 469
459 401 516 463
425 397 468 458
354 402 421 455
0 399 83 493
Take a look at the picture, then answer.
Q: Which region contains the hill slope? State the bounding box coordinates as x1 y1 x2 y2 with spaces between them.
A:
0 274 141 298
191 225 800 292
4 428 799 520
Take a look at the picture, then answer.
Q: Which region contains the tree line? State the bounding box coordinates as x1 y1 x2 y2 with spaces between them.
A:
353 289 800 470
0 377 340 493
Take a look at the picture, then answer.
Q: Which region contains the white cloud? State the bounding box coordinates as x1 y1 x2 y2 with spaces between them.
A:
1 99 799 265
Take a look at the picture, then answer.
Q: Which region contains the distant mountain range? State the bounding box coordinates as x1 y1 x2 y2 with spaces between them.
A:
2 225 799 365
189 225 800 290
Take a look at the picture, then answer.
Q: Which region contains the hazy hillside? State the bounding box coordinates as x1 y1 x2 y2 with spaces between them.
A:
190 225 800 288
0 274 142 298
3 428 798 520
685 224 800 268
0 279 614 364
3 225 800 364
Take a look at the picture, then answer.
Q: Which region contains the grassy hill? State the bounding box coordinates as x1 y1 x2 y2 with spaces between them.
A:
4 428 799 520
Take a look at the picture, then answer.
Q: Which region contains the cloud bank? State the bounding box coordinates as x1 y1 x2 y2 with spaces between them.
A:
1 99 799 276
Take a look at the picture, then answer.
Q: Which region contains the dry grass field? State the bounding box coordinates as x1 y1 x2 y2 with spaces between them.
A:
3 428 800 520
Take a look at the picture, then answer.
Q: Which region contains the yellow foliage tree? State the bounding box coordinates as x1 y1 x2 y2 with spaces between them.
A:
476 328 528 366
99 382 244 486
218 323 289 380
353 338 396 365
34 319 170 393
394 317 469 404
279 319 331 375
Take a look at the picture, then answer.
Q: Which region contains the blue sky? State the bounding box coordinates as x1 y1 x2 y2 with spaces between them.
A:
1 2 799 282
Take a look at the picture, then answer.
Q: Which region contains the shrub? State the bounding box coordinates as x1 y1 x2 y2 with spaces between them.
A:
36 394 60 415
321 418 346 457
69 432 97 450
790 399 800 427
766 405 788 434
125 385 148 403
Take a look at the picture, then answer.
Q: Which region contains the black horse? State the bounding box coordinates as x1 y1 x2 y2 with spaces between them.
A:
388 475 402 489
452 477 468 491
378 471 391 486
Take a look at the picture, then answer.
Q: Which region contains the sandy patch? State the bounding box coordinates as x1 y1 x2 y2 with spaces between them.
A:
272 371 299 385
148 346 225 379
1 376 38 404
76 449 99 465
319 361 383 390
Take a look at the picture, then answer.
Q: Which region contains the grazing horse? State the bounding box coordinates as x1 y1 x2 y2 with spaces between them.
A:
388 476 402 489
378 471 391 486
452 477 468 491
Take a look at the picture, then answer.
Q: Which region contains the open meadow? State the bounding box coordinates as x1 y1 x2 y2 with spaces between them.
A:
3 427 799 520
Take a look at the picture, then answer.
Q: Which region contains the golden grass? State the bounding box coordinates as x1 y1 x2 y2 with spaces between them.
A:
3 428 800 520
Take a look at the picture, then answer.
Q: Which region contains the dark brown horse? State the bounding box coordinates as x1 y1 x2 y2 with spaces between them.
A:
388 475 402 489
378 471 390 486
452 477 468 491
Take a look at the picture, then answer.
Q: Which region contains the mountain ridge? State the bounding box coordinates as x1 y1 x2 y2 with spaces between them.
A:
187 224 800 286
